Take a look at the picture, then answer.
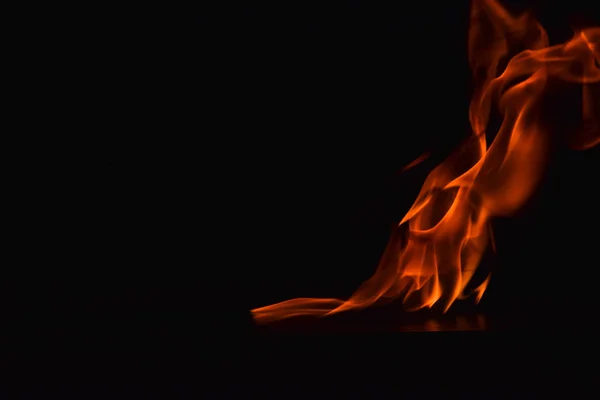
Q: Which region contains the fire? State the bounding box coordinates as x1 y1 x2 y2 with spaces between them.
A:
252 0 600 324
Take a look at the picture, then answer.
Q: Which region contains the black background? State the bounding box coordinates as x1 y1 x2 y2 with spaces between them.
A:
5 0 599 397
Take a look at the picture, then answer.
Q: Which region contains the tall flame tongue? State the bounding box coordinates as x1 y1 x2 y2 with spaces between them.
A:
252 0 600 324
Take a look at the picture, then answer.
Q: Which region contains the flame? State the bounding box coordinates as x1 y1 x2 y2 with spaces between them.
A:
252 0 600 324
400 152 431 173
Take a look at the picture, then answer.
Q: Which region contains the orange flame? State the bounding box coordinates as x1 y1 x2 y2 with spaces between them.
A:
252 0 600 324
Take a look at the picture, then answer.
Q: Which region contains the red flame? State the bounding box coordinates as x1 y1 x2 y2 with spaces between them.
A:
252 0 600 324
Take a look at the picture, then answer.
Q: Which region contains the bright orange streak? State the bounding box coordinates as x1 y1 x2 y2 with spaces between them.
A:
400 152 431 172
252 0 600 324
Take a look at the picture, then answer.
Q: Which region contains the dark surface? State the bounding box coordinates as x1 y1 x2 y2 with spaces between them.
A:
5 0 599 397
4 328 595 398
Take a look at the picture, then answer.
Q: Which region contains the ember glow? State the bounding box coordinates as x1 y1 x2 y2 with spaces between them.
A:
252 0 599 324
